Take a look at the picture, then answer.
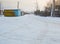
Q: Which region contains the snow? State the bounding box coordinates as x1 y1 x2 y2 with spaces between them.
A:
0 14 60 44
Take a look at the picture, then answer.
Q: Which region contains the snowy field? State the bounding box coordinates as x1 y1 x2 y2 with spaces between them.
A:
0 14 60 44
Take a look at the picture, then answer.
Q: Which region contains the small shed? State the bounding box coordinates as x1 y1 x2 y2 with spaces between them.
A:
3 9 21 17
3 1 22 17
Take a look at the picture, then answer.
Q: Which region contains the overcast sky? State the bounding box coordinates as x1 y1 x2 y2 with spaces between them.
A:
20 0 51 12
1 0 51 12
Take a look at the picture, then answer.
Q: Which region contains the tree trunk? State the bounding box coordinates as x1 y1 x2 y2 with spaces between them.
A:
51 0 55 16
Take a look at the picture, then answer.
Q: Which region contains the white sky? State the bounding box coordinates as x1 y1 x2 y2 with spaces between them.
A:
1 0 51 12
20 0 51 12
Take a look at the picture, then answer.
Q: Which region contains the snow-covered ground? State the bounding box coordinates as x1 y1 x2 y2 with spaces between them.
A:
0 14 60 44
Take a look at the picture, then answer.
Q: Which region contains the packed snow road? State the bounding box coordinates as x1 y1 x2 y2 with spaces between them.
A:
0 14 60 44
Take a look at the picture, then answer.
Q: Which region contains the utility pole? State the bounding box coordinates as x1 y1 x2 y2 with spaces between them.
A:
36 0 39 10
17 1 19 9
51 0 55 16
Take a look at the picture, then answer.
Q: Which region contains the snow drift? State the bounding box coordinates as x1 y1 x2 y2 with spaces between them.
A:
0 14 60 44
